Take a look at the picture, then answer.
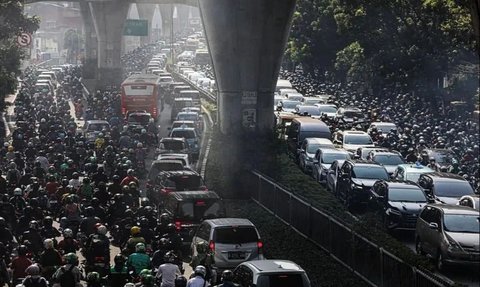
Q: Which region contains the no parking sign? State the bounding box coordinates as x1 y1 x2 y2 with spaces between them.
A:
17 32 32 47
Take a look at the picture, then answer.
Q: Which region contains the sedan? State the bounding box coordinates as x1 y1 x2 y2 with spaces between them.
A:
312 148 350 183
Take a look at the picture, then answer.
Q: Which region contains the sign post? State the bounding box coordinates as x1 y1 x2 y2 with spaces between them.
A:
123 19 148 36
17 32 32 47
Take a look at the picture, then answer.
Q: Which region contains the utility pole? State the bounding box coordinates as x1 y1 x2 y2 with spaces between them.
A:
170 4 174 66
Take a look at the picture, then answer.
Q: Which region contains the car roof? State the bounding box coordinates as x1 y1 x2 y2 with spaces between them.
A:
157 153 189 160
428 204 480 215
204 218 254 227
158 170 199 177
370 122 396 126
168 190 220 200
305 137 333 144
422 172 466 181
342 130 368 135
151 159 183 165
398 164 434 172
160 137 186 142
171 127 196 131
86 120 109 124
293 117 328 127
320 148 349 154
241 260 305 273
382 180 420 189
370 151 401 156
347 159 383 166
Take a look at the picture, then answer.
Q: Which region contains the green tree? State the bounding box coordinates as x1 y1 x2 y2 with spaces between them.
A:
64 29 82 64
0 0 39 110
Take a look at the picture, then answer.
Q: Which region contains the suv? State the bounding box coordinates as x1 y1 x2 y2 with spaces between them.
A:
333 130 374 154
191 218 264 269
298 138 335 172
368 150 405 174
83 120 110 143
157 137 189 155
336 159 389 208
169 127 200 160
370 180 429 231
415 204 480 270
126 111 152 127
335 106 364 123
163 191 226 245
417 172 475 204
233 260 311 287
392 163 434 183
153 170 206 193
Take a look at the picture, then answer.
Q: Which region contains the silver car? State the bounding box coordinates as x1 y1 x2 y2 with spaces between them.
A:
298 138 334 173
415 204 480 271
325 159 346 193
191 218 264 269
312 148 350 183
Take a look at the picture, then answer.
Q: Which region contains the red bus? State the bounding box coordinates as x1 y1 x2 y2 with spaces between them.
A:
121 74 161 118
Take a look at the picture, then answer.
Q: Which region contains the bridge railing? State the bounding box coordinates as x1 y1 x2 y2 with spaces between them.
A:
169 68 217 102
247 170 456 287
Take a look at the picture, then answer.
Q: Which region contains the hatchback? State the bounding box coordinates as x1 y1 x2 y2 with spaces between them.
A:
233 260 311 287
192 218 264 269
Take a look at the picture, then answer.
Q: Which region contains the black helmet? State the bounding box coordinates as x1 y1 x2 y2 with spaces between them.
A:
166 223 176 232
159 213 171 224
43 216 53 226
18 245 28 256
114 254 126 265
84 206 94 217
0 217 5 228
222 270 234 281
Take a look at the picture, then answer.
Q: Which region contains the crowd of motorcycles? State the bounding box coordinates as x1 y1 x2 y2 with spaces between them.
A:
0 42 228 287
279 70 480 191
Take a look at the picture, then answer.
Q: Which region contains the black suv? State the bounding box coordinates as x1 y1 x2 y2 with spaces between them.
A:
336 159 389 208
154 170 206 192
417 172 475 205
370 180 430 231
162 191 226 244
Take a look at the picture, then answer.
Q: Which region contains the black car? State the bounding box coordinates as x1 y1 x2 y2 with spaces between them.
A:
162 190 226 244
370 180 430 231
417 172 475 205
154 170 206 192
336 159 389 208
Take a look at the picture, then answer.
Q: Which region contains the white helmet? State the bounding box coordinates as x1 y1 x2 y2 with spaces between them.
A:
97 225 107 235
44 238 54 249
63 228 73 238
14 188 23 196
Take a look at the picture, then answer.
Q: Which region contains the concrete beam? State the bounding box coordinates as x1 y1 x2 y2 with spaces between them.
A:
26 0 198 7
89 0 130 89
199 0 296 134
79 1 97 79
137 3 156 45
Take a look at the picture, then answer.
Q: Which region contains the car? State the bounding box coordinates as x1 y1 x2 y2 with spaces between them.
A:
156 153 192 170
285 92 304 102
277 99 302 113
312 148 350 183
326 159 346 193
336 159 390 208
368 151 406 174
294 105 321 118
315 104 337 118
335 106 364 123
298 138 335 173
367 122 397 136
302 96 324 105
278 88 298 98
147 159 186 181
370 180 430 231
157 137 189 155
286 118 331 160
83 120 110 143
417 172 475 204
392 163 435 182
356 147 389 160
153 170 206 193
415 204 480 270
175 111 203 132
333 130 375 154
233 260 311 287
126 111 152 127
169 127 200 160
457 195 480 211
162 191 226 244
191 218 264 269
171 97 194 121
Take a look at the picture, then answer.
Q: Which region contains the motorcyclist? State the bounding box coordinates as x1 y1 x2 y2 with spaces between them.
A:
108 254 130 287
51 252 83 287
156 252 182 287
127 242 151 276
79 206 101 237
214 270 239 287
84 225 110 269
39 239 63 280
120 169 139 186
20 220 43 256
57 229 80 255
162 223 183 256
124 226 146 255
186 266 210 287
40 216 61 241
21 264 48 287
190 241 215 282
10 245 32 284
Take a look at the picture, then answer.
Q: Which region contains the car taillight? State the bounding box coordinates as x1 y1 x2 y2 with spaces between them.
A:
175 221 182 231
161 188 173 194
200 186 208 191
257 240 263 253
209 240 215 252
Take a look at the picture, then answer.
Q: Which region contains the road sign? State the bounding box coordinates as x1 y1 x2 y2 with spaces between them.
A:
17 32 32 47
124 19 148 36
241 91 257 105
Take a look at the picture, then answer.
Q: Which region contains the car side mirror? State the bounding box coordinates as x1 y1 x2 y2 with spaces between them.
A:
427 198 436 204
428 222 439 230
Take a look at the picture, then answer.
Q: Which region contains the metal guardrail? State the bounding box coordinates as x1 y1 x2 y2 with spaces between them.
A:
169 69 217 102
247 170 457 287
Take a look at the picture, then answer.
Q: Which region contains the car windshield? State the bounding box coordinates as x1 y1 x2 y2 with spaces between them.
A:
171 130 196 139
434 181 474 197
128 114 150 124
405 172 424 182
344 111 363 118
87 123 109 131
177 114 198 121
352 166 389 179
432 152 456 165
388 188 427 202
297 107 320 115
257 274 304 287
213 226 258 244
322 153 349 164
160 141 185 150
163 175 202 190
281 101 301 109
318 106 337 113
344 134 372 145
148 163 183 180
443 214 480 233
373 155 405 165
178 201 222 221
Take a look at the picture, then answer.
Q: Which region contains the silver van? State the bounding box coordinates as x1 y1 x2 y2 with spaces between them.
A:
191 218 264 269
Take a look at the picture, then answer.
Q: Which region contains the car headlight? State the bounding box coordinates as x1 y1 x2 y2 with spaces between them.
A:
386 208 401 216
446 235 462 252
351 184 363 190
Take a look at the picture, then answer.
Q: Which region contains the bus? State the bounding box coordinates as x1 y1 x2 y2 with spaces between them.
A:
121 74 161 118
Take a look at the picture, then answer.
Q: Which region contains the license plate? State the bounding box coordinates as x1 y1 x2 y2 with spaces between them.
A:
228 252 245 260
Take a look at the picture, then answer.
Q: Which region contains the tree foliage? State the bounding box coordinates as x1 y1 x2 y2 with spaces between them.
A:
287 0 478 95
0 0 39 110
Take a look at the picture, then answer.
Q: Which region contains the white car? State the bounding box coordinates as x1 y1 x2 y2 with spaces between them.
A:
333 130 375 153
233 260 311 287
368 122 397 136
315 104 338 118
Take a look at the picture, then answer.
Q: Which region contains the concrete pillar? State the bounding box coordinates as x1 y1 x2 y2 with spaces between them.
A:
89 0 130 89
199 0 296 134
137 4 155 46
174 5 189 33
199 0 296 194
159 4 173 39
80 2 97 79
